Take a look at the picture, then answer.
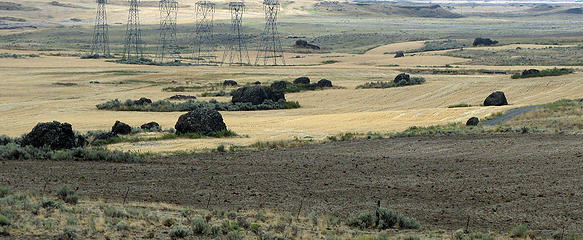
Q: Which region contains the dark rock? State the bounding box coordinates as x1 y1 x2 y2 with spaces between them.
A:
169 95 197 100
522 69 540 76
466 117 480 126
175 108 227 135
317 79 333 88
484 91 508 106
112 121 132 135
231 86 285 105
294 40 320 50
473 38 498 46
135 97 152 105
223 80 238 86
293 77 311 85
395 51 405 58
394 73 410 84
271 81 291 91
253 81 261 85
20 121 78 150
140 122 161 131
93 132 118 142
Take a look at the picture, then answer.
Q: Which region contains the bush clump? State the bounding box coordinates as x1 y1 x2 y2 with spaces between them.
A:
347 208 420 230
57 186 79 205
473 38 498 46
169 225 189 239
0 142 140 162
0 214 10 226
511 68 573 79
357 77 426 89
96 99 300 112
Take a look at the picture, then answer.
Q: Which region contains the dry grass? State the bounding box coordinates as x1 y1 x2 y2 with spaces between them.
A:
1 42 583 152
505 99 583 133
0 187 527 239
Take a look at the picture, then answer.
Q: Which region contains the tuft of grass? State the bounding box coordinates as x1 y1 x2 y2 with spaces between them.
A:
169 226 189 239
217 145 226 152
191 217 209 235
510 224 530 238
56 186 78 205
0 214 10 226
448 103 473 108
321 60 340 64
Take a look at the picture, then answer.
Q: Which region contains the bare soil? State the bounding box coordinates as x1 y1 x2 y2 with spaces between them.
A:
1 134 583 232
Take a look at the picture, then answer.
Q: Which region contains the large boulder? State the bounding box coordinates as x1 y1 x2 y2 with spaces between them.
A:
141 122 161 131
522 69 540 76
175 108 227 135
466 117 480 126
135 97 152 105
231 86 285 105
484 91 508 106
112 121 132 135
271 81 292 91
473 38 498 46
294 40 320 50
394 73 410 84
395 51 405 58
317 79 333 88
223 80 238 87
20 121 78 150
293 77 311 85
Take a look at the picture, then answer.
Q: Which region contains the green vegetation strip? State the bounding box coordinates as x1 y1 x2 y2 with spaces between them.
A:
356 77 425 89
97 99 300 112
511 68 573 79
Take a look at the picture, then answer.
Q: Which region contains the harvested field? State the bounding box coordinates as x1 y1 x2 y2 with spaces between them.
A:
1 134 583 232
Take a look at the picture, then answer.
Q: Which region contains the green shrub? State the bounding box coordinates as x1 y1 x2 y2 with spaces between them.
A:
0 187 9 198
398 216 421 230
96 98 300 112
227 230 243 240
0 142 141 162
102 206 128 218
40 199 61 211
169 225 189 239
511 68 573 79
511 224 529 238
448 103 473 108
57 186 78 205
376 208 400 229
357 77 426 89
0 214 10 226
191 217 209 235
347 211 375 230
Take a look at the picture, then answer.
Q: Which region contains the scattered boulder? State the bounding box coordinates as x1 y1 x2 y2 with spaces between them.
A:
466 117 480 126
293 77 311 85
522 69 540 76
395 51 405 58
135 97 152 105
231 86 285 105
92 132 118 142
317 79 333 88
20 121 78 150
253 81 261 85
484 91 508 106
111 121 132 135
473 38 498 46
394 73 410 84
169 94 196 100
271 81 291 91
294 40 320 50
175 108 227 135
223 80 238 86
140 122 161 131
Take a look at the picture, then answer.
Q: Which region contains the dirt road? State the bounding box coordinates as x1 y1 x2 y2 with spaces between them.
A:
1 134 583 232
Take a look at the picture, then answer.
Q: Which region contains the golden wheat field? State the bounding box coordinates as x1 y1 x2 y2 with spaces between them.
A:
1 40 583 152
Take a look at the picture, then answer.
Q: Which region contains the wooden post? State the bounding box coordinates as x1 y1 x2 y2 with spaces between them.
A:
122 187 130 205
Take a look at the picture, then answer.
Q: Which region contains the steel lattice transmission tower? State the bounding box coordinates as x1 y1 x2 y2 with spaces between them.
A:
255 0 285 66
90 0 110 57
192 1 216 64
122 0 143 60
156 0 179 62
223 1 250 66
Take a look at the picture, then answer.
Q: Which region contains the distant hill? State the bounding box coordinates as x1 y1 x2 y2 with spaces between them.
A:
313 1 463 18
